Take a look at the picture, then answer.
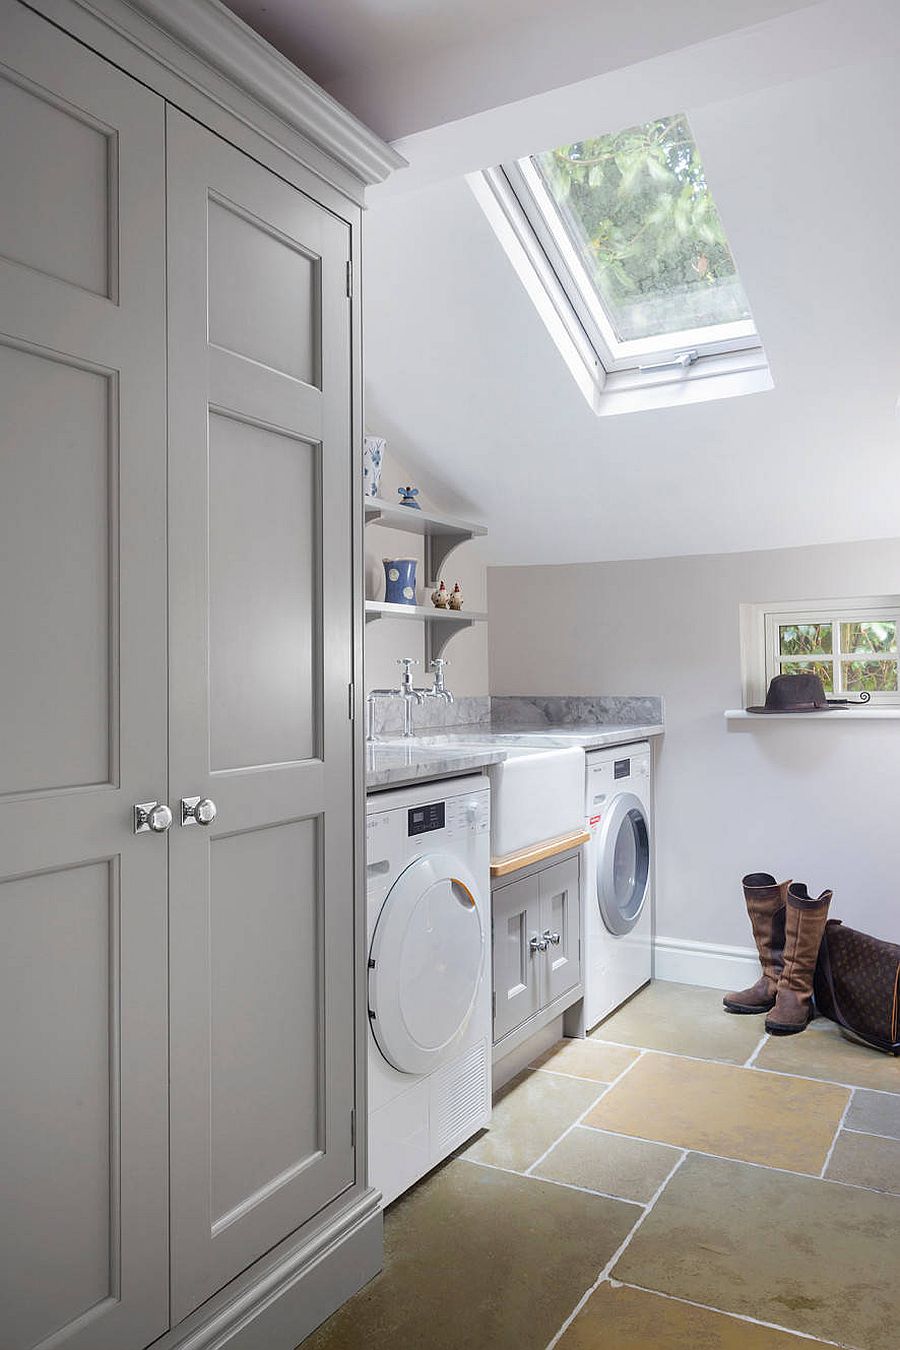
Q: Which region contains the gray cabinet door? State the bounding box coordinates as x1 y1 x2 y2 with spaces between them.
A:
165 108 356 1321
492 873 542 1042
0 6 169 1348
541 855 582 1006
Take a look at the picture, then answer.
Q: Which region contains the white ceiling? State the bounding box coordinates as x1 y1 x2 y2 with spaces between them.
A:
221 0 818 140
363 3 900 563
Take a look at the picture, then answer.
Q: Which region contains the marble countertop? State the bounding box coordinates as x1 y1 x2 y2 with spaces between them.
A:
365 721 664 790
365 741 508 791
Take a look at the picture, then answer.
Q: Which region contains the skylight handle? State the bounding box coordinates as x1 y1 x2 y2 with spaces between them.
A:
637 350 699 374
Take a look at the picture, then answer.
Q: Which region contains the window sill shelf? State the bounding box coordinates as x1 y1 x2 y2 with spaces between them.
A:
725 709 900 721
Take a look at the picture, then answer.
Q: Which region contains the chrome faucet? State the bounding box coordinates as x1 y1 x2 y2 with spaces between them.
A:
366 658 427 741
426 658 454 706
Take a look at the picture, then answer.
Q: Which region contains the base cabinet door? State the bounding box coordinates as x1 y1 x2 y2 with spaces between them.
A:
541 856 582 1005
492 854 583 1045
492 873 543 1041
165 108 357 1322
0 5 169 1348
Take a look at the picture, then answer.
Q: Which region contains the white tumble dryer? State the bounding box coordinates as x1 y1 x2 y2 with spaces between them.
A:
584 743 653 1030
366 775 492 1206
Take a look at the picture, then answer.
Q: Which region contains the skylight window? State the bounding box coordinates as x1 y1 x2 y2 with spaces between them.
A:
471 112 770 414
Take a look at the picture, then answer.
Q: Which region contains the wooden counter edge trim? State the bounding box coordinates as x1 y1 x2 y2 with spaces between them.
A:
490 828 591 879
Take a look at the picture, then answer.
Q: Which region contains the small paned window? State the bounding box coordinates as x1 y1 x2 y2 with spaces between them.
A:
763 606 900 703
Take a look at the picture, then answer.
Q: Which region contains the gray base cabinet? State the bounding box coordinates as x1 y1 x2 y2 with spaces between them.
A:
492 853 583 1048
0 2 400 1347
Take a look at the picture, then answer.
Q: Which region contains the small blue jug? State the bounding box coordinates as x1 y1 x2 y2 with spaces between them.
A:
383 558 418 606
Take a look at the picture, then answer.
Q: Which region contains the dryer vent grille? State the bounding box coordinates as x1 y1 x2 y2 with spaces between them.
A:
432 1038 489 1154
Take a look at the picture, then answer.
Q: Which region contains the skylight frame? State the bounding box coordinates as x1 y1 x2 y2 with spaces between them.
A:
508 154 760 372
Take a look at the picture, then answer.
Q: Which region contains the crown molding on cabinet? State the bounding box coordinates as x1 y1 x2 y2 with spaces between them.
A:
24 0 406 202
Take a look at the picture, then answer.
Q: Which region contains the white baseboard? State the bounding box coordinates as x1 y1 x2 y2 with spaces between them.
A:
653 936 760 992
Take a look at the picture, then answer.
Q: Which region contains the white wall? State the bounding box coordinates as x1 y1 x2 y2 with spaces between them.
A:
489 537 900 953
363 448 488 697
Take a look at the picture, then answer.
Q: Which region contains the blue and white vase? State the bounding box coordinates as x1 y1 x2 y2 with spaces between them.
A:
363 436 386 499
383 558 417 606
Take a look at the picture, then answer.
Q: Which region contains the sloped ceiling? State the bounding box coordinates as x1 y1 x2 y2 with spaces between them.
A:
363 3 900 563
221 0 817 140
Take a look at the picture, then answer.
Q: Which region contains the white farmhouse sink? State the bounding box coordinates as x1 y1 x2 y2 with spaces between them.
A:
479 744 585 858
376 736 586 860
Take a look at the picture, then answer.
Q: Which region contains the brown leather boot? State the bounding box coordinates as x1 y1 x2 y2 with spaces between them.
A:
765 883 833 1035
723 873 789 1014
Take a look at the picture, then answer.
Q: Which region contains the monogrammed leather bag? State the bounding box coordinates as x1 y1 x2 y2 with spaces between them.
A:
814 919 900 1056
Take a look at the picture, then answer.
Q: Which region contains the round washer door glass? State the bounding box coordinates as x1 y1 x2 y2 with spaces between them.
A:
369 851 485 1075
596 792 650 936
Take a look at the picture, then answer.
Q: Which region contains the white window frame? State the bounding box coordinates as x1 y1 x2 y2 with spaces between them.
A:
741 596 900 709
509 157 759 369
468 163 773 417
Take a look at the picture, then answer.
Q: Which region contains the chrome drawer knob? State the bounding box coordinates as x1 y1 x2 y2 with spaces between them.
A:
181 796 218 827
134 802 173 835
543 930 561 946
529 934 549 954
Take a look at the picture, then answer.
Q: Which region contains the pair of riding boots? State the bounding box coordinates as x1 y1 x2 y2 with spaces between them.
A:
723 873 832 1035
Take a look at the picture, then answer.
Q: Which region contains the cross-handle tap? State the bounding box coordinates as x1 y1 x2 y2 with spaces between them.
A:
427 657 454 704
365 658 428 741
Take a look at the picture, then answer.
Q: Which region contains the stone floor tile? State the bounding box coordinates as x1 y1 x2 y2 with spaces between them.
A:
754 1019 900 1092
301 1160 639 1350
531 1037 639 1083
825 1129 900 1194
846 1087 900 1139
532 1126 681 1203
557 1282 818 1349
584 1051 848 1174
614 1152 900 1349
460 1068 602 1172
592 981 766 1064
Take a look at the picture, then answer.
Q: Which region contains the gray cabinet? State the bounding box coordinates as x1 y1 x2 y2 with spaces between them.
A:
0 8 169 1348
1 1 399 1347
492 873 543 1042
492 853 583 1048
166 106 356 1324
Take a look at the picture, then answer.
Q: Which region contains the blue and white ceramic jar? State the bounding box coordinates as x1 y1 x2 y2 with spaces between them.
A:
363 436 386 498
383 557 417 606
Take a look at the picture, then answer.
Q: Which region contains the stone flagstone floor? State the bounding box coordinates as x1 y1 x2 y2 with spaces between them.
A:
301 981 900 1350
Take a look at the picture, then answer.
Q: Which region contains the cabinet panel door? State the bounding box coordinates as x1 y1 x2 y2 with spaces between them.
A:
541 856 582 1006
0 5 169 1349
166 108 356 1321
492 874 542 1042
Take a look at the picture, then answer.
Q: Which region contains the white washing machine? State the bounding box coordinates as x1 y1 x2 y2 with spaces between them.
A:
366 775 492 1206
583 743 653 1030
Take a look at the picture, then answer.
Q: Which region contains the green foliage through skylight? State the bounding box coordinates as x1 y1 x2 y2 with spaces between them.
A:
532 114 753 343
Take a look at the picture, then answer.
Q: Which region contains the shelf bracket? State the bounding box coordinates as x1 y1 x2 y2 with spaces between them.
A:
424 614 474 665
425 532 468 589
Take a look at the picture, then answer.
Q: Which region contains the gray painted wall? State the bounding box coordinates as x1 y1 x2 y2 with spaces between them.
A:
488 536 900 950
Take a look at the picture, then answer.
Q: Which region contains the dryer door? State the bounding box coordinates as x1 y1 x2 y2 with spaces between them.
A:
596 792 650 936
369 852 485 1075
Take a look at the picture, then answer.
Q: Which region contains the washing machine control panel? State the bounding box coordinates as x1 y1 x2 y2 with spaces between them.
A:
407 801 445 836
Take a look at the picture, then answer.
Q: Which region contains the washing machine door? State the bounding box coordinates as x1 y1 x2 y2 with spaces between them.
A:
369 851 485 1075
596 792 650 936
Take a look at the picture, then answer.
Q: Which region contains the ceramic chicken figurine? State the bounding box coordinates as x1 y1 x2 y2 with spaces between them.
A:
431 580 449 609
448 582 464 611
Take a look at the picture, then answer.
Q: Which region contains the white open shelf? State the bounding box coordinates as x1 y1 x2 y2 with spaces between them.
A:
725 709 900 721
364 496 488 660
364 496 486 588
365 600 488 661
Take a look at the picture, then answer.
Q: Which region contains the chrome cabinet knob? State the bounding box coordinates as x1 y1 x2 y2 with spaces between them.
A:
543 930 561 947
529 934 549 954
181 796 217 827
134 801 173 834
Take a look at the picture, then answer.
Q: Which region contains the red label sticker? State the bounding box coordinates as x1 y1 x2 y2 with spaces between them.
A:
589 814 603 827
